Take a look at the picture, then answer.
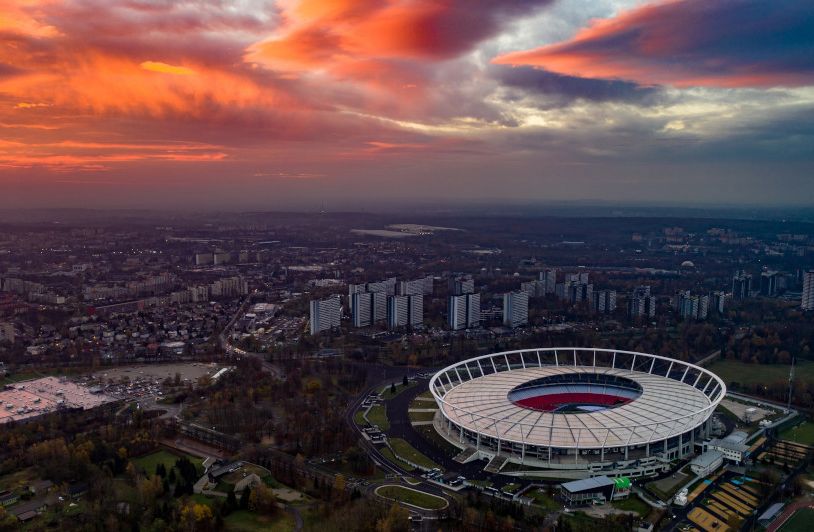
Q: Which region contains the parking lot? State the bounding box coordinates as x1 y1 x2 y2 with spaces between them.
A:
719 398 776 423
92 363 223 400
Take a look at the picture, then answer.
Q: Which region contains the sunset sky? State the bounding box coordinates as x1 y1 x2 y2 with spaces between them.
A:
1 0 813 209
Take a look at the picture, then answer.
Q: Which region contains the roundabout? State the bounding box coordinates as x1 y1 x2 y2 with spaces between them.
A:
429 348 726 478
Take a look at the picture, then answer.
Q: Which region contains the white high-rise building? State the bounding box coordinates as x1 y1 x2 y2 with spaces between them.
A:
592 290 617 314
802 270 814 311
387 295 409 328
351 292 373 327
449 293 480 330
387 295 423 328
732 271 752 300
399 276 433 296
674 291 709 320
520 280 545 297
711 291 726 314
449 276 475 295
409 294 423 326
348 278 394 325
540 269 557 294
372 291 387 322
310 297 341 335
503 291 529 328
367 277 397 295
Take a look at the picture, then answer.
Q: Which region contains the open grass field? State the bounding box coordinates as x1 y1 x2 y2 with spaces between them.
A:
379 447 416 472
353 409 367 425
414 423 460 456
779 421 814 446
0 467 38 492
388 438 438 469
132 450 204 478
381 381 419 400
366 405 390 431
779 508 814 532
0 371 50 386
612 495 651 517
408 410 437 422
224 510 295 532
561 511 602 530
375 485 448 510
526 488 560 510
708 360 814 387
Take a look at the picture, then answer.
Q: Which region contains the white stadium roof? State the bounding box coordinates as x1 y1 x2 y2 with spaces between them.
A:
431 348 725 450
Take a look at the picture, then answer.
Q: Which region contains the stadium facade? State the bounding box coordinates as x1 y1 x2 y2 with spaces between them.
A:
429 348 725 479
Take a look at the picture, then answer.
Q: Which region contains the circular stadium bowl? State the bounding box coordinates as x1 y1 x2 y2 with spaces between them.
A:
429 348 726 478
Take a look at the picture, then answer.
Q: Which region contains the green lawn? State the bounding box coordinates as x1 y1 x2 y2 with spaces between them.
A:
0 371 44 386
224 510 295 532
708 360 814 388
408 410 437 422
779 421 814 446
780 508 814 532
367 405 390 431
527 488 560 510
379 447 416 472
188 493 217 507
501 483 521 494
353 409 367 426
561 512 607 530
612 495 651 517
0 467 38 492
375 485 448 510
414 423 460 456
381 381 419 400
388 438 438 469
132 449 204 478
216 480 235 493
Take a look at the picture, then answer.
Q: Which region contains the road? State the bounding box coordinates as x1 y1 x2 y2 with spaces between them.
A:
219 295 285 379
343 376 460 520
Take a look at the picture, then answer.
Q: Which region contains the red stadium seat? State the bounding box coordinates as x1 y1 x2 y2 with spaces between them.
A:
515 392 632 411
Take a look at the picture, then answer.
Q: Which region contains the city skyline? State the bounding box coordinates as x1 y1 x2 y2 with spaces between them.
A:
1 0 813 209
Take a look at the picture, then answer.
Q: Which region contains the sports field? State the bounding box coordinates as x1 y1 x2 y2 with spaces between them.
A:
779 421 814 446
779 508 814 532
707 360 814 387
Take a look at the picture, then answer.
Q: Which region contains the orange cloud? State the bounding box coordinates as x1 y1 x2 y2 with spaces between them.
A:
140 61 196 76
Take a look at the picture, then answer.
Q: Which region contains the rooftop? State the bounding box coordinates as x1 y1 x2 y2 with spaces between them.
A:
561 475 616 493
0 377 116 424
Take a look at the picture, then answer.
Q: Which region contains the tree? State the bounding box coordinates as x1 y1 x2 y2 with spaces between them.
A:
239 486 251 510
376 503 409 532
0 507 18 532
225 489 237 514
390 383 396 394
402 375 408 387
249 483 277 515
179 502 214 532
333 473 347 502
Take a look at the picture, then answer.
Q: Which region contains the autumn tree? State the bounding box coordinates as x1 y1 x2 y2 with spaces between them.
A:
249 483 278 515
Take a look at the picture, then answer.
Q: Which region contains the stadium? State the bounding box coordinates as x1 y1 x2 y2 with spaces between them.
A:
429 348 726 479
